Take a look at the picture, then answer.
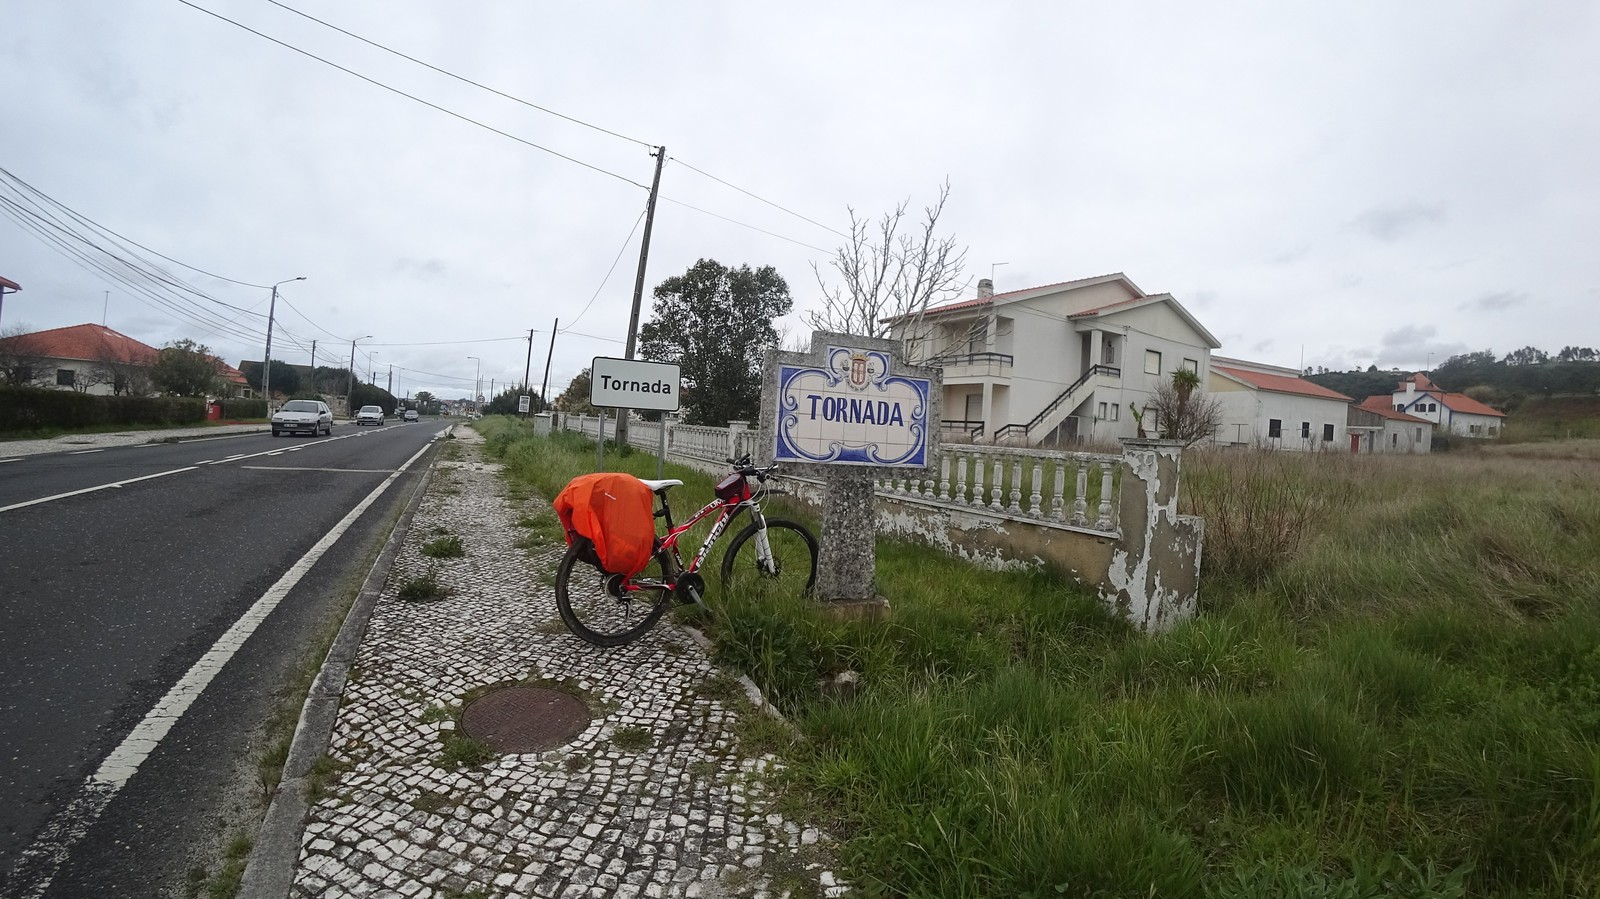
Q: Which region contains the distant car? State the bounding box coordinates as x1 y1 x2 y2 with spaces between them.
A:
356 405 386 426
403 408 419 422
272 399 333 437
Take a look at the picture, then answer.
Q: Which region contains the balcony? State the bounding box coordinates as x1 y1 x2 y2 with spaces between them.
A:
930 351 1013 381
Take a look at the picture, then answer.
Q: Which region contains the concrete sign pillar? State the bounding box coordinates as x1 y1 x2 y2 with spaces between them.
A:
759 330 941 613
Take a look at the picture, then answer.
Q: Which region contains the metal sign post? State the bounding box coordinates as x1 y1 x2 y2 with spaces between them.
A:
589 356 681 472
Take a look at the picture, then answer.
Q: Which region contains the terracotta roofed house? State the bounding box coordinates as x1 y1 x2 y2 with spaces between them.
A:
0 322 160 395
1208 356 1354 451
1385 373 1506 438
882 272 1221 446
1352 396 1433 453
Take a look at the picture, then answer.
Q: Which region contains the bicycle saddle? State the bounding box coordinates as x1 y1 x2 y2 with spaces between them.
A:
637 478 683 493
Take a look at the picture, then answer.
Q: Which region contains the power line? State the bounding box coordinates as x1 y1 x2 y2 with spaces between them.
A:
655 193 830 253
179 1 648 190
564 209 645 331
670 157 848 239
0 165 270 289
264 0 653 150
224 4 842 254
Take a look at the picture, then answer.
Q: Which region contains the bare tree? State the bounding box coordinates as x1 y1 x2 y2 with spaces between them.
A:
1144 369 1224 446
808 179 968 352
0 325 50 387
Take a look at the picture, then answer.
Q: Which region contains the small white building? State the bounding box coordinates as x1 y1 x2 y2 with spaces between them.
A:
1209 357 1354 451
1352 397 1433 453
1385 373 1506 438
885 272 1220 446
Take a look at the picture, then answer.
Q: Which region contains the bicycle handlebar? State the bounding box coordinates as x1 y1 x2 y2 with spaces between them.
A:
724 454 778 481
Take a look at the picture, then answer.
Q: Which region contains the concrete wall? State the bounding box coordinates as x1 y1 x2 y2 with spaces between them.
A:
1213 389 1350 451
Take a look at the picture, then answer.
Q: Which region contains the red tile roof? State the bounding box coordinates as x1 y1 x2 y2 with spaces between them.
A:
1358 396 1431 423
3 323 159 365
1438 392 1505 418
893 273 1138 321
1215 366 1353 401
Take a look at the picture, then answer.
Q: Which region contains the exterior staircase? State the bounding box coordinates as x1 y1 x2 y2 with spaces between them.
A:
992 365 1120 445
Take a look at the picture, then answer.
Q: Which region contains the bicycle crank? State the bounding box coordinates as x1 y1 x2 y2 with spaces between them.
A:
673 571 707 609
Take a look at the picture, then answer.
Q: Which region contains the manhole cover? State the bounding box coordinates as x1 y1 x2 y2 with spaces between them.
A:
460 686 592 753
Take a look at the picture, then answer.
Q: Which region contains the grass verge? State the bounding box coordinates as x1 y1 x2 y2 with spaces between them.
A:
474 415 1600 898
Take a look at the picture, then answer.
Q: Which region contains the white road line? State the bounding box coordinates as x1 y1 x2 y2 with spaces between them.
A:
1 458 20 464
240 466 398 473
67 449 104 455
0 467 198 514
13 439 437 897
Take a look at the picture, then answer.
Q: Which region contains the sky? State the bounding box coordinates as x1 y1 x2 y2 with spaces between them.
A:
3 1 1597 401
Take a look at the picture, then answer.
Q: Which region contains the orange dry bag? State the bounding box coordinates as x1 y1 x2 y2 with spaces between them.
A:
552 472 657 577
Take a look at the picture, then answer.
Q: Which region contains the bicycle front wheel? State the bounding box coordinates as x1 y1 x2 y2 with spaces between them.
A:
554 540 674 647
719 518 818 602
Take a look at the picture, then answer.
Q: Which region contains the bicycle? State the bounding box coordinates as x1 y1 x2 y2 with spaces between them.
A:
554 455 820 647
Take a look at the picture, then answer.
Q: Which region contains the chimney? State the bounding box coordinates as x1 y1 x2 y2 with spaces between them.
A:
976 278 993 299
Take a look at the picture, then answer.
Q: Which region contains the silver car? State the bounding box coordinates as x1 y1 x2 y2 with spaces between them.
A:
271 399 333 437
356 405 386 426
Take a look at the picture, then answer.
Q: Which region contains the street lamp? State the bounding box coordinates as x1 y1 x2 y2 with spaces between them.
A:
347 335 373 415
467 356 481 412
261 276 305 407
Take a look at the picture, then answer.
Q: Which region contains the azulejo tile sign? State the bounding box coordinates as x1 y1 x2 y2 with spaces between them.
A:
774 345 931 467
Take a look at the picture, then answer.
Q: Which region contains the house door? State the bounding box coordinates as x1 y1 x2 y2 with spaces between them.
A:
1350 434 1360 454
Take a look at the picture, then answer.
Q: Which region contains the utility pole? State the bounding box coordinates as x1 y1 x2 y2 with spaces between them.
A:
347 334 371 416
387 364 393 396
310 339 317 376
523 328 535 393
261 277 305 407
540 318 558 413
616 145 666 447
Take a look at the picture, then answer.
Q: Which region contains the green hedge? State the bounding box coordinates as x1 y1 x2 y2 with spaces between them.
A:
221 397 268 420
0 386 206 432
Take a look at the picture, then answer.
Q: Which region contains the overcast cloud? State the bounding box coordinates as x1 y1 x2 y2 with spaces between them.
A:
3 1 1596 400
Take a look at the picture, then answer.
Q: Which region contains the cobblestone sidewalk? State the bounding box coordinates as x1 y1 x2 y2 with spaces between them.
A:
290 430 843 898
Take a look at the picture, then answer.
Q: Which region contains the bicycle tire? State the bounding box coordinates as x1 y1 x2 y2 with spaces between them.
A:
719 518 819 601
554 539 674 647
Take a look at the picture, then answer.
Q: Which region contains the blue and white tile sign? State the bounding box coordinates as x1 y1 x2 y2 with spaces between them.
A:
774 345 931 467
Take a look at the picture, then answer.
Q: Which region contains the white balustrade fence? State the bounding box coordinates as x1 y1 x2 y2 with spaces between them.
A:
556 414 1117 535
876 444 1119 532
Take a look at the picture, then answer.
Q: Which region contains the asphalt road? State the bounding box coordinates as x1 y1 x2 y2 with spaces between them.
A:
0 419 446 897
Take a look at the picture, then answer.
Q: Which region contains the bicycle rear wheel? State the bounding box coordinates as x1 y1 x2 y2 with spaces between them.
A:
554 539 674 646
719 518 818 602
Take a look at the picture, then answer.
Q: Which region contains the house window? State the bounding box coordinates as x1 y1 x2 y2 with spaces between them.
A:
1097 402 1108 420
1428 403 1437 412
1268 419 1282 439
56 369 75 387
1469 424 1481 436
1102 341 1117 366
1182 358 1198 373
1488 426 1498 437
1322 423 1335 442
1300 421 1311 439
1416 427 1423 441
1144 350 1161 375
1108 403 1119 421
1394 404 1403 412
1391 433 1398 447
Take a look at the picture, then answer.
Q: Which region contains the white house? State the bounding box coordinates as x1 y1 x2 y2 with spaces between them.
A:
885 273 1221 446
1209 357 1354 451
1384 373 1506 438
1352 397 1433 453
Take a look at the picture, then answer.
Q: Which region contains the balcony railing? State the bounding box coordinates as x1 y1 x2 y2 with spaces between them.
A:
929 351 1013 368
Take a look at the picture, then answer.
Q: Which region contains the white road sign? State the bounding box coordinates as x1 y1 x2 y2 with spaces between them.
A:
590 356 681 412
518 395 531 413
